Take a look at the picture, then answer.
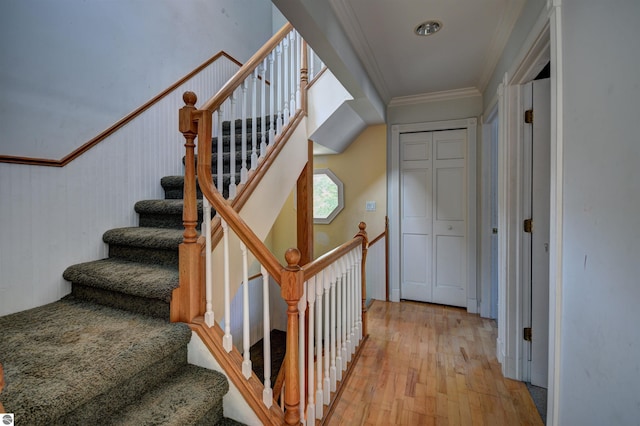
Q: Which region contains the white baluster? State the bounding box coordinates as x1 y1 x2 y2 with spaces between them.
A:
241 242 252 379
260 60 267 158
203 198 214 327
262 265 272 408
357 247 363 341
268 52 275 143
251 69 258 170
351 250 359 350
295 31 302 111
241 80 248 184
309 47 315 81
217 108 224 194
290 31 297 118
335 261 343 379
276 44 283 136
329 263 337 390
306 276 316 422
341 257 349 369
315 271 323 418
283 36 290 126
222 219 233 352
350 251 357 356
352 251 358 352
228 95 237 199
298 283 307 424
323 267 331 403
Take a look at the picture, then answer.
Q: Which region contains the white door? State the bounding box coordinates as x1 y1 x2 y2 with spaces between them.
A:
400 129 468 307
529 78 551 388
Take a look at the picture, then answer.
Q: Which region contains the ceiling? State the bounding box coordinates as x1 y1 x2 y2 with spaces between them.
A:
329 0 526 103
273 0 527 153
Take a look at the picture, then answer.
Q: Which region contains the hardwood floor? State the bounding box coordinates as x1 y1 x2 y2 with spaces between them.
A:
326 301 543 425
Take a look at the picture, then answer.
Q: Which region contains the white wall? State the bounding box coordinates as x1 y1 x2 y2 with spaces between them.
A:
0 0 273 159
387 95 482 125
482 0 547 113
558 1 640 423
0 0 274 316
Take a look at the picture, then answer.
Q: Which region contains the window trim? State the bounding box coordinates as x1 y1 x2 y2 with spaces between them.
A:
313 168 344 224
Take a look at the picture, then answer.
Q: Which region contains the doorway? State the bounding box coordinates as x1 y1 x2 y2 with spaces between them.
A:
481 108 500 320
523 76 551 389
389 118 477 312
399 129 468 307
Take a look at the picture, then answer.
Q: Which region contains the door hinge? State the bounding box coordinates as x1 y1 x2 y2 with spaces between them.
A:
524 109 534 124
524 327 532 342
524 218 533 233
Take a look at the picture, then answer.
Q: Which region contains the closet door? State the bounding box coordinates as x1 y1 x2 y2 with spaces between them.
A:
401 129 467 307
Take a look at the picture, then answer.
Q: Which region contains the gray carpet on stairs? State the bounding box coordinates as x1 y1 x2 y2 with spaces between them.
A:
0 298 192 424
63 258 179 302
0 117 279 425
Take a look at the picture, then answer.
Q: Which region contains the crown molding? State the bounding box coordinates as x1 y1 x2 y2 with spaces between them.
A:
388 87 481 107
329 0 391 102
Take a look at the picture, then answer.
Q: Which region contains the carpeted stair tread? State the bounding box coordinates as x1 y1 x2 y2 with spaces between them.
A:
104 227 185 250
135 199 206 229
0 298 192 425
63 258 178 302
212 134 266 153
112 364 229 426
162 174 240 200
104 227 184 267
249 329 287 385
216 417 247 426
135 199 203 215
222 116 276 133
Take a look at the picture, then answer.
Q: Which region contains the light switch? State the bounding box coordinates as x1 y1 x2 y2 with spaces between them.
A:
365 201 376 212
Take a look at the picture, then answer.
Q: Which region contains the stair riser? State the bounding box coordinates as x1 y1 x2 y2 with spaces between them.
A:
212 151 260 172
222 116 277 134
138 212 205 230
162 178 234 200
57 347 187 425
69 285 171 319
109 245 179 267
194 404 225 426
212 133 267 152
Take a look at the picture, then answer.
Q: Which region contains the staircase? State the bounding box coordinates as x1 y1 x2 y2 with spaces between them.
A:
0 119 276 425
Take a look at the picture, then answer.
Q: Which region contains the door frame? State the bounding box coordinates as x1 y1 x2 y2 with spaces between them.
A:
492 2 564 424
480 105 499 319
389 117 478 313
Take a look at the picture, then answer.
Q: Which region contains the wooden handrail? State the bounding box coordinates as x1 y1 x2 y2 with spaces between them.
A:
302 230 366 280
201 23 293 113
0 51 242 167
175 25 355 426
192 105 284 281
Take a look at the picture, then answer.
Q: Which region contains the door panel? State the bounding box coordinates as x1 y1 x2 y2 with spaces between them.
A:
402 233 431 301
434 235 466 306
400 129 467 307
530 78 551 388
436 167 464 221
400 132 433 302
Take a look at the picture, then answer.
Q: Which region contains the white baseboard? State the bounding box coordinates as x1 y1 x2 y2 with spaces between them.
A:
390 288 400 302
467 298 478 314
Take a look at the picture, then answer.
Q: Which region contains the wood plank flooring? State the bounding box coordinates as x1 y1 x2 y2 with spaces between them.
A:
326 301 543 425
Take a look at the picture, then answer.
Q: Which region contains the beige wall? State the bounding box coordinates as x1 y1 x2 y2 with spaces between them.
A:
266 191 298 266
313 124 387 257
269 124 387 262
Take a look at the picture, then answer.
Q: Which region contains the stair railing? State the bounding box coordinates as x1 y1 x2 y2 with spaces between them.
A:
176 22 366 425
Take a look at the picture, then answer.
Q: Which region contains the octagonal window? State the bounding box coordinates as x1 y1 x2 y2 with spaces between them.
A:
313 169 344 224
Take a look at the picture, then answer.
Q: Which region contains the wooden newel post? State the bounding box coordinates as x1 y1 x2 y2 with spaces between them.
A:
356 222 369 336
281 248 303 425
172 91 204 323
